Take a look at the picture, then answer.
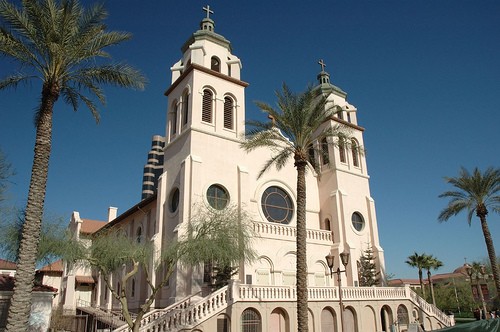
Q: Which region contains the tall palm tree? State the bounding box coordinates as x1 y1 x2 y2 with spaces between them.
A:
241 84 345 331
438 167 500 301
422 255 443 306
406 252 427 298
0 1 145 331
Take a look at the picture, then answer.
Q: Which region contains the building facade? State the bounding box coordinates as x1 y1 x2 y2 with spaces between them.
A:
58 9 453 332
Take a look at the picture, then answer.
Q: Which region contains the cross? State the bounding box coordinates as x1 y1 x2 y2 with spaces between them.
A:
203 5 214 19
318 59 326 72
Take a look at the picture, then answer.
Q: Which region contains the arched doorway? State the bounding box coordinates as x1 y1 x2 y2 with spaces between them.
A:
380 305 393 332
344 306 358 332
320 307 337 332
270 308 289 332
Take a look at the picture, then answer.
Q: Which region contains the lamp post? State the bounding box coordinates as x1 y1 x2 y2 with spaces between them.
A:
465 263 488 319
325 251 350 332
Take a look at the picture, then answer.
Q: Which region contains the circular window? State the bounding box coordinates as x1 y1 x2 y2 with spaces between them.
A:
207 184 229 210
169 188 180 213
261 186 294 224
351 212 365 232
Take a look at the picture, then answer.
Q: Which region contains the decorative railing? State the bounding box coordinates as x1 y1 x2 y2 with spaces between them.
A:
408 288 454 326
113 283 453 331
113 292 202 332
137 286 229 332
253 221 332 243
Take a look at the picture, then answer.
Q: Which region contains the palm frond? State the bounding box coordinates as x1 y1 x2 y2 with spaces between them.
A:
0 73 33 89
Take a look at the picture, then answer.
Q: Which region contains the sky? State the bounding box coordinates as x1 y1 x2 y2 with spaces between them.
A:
0 0 499 280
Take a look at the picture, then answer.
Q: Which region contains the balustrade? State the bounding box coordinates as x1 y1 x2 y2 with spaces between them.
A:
253 221 332 243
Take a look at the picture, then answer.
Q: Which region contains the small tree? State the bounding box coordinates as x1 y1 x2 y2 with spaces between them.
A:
358 244 380 286
80 205 257 332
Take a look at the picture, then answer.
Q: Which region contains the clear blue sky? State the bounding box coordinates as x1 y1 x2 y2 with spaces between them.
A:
0 1 499 279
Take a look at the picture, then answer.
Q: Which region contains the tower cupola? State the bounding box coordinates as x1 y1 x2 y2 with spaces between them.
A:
200 5 215 32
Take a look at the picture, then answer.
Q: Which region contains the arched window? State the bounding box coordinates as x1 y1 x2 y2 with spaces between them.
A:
202 89 213 123
182 91 189 128
321 218 331 231
339 137 347 163
171 103 178 135
223 96 234 130
136 226 142 243
241 308 261 332
211 56 220 72
352 139 359 167
321 138 329 165
131 278 135 297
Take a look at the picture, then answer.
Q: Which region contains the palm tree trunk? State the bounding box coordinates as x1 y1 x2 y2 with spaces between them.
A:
479 216 500 300
419 269 426 298
5 87 56 332
295 159 308 332
428 270 436 306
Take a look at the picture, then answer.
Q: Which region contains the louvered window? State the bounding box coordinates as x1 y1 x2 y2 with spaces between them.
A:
202 89 213 123
171 104 178 135
339 137 347 163
352 139 359 167
321 138 329 165
182 92 189 127
223 97 233 129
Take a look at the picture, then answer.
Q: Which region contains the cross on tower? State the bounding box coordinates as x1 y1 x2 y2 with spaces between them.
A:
318 59 326 72
203 5 214 19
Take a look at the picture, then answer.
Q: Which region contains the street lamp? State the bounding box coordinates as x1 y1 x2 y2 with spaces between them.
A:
325 251 350 332
465 263 488 319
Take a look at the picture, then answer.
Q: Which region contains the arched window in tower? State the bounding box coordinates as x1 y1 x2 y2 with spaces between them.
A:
171 103 178 135
202 89 213 123
211 56 220 72
352 139 360 167
339 137 347 163
182 91 189 128
223 96 234 130
136 226 142 243
321 138 329 165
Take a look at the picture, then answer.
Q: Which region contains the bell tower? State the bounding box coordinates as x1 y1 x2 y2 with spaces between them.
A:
314 60 386 285
164 6 248 147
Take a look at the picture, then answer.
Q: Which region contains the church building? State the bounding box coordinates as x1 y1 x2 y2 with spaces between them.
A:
58 7 453 332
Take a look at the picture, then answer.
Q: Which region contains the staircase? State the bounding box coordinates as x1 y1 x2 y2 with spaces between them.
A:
113 286 229 332
111 283 453 331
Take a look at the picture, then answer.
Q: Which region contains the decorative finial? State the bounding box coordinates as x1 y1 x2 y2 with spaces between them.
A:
318 59 326 72
203 5 214 19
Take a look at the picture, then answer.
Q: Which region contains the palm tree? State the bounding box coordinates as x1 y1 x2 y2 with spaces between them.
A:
422 255 443 306
241 84 345 331
0 1 145 331
438 167 500 301
406 252 427 298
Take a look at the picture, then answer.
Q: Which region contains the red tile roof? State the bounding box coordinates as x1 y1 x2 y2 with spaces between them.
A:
0 259 16 270
80 219 107 234
0 275 57 292
38 260 63 273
